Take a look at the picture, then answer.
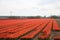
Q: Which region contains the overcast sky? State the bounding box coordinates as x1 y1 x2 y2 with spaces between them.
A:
0 0 60 16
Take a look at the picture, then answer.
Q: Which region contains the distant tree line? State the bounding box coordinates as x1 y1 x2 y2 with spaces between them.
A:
8 15 60 19
48 15 60 19
0 15 60 19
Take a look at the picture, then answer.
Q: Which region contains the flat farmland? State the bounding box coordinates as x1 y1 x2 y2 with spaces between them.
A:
0 18 60 40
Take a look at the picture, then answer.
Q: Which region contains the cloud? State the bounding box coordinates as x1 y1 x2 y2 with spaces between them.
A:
39 0 60 5
0 0 60 16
